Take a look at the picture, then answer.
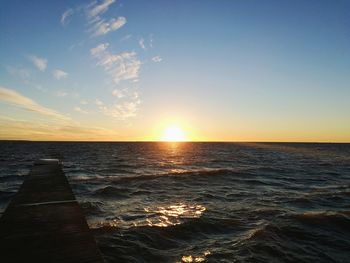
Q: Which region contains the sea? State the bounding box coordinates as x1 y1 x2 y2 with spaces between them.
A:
0 141 349 262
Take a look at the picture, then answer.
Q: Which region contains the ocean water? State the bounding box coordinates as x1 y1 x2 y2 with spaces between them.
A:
0 141 350 262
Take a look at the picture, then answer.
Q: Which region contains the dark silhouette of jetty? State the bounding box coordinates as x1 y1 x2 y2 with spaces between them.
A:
0 159 104 262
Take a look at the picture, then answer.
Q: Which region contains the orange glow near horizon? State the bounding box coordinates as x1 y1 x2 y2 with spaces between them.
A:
160 124 187 142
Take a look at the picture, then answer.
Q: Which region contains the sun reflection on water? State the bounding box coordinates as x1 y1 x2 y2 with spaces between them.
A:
177 251 211 263
88 202 206 230
145 203 206 227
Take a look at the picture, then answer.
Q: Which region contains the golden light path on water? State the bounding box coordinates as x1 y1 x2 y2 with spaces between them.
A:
144 203 206 227
87 143 210 261
89 203 210 262
89 203 206 230
178 251 211 263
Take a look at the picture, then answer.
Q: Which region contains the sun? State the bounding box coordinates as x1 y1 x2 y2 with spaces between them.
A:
161 125 187 142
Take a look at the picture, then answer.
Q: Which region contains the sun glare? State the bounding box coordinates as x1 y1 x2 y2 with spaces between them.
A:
161 125 187 142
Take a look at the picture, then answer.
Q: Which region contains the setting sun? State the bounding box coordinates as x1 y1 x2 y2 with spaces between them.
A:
161 125 187 142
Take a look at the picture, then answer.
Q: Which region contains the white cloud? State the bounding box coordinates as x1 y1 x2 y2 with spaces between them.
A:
112 89 125 98
74 106 88 114
132 91 139 99
110 53 141 83
151 56 162 63
63 1 124 38
85 0 126 37
0 86 69 120
61 8 74 26
90 43 109 56
139 38 146 50
28 55 47 71
52 69 68 80
110 17 126 30
84 0 142 121
98 100 140 120
91 16 126 37
95 99 104 106
88 0 115 19
90 42 142 120
80 99 88 105
90 43 141 83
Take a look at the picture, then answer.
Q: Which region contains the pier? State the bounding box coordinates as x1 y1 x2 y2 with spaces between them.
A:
0 159 104 262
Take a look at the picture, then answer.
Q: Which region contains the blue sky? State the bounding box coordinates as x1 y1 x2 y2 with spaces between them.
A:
0 0 349 141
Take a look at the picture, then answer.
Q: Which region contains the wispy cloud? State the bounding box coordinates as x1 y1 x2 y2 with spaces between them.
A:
69 40 85 51
62 1 125 37
91 16 126 37
90 42 109 55
91 43 142 119
28 55 47 71
139 38 146 50
52 69 68 80
6 66 31 79
149 34 154 48
6 66 49 93
138 35 155 50
112 89 125 98
91 43 141 83
152 56 162 63
97 100 140 120
74 106 88 114
95 99 104 106
62 3 121 45
87 0 115 19
0 86 69 120
120 34 132 42
84 0 126 37
0 115 120 141
59 1 142 121
61 8 74 26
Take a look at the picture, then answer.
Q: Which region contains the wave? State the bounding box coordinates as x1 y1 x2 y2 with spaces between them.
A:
293 210 350 227
91 216 241 238
67 168 256 183
111 168 255 184
93 186 131 199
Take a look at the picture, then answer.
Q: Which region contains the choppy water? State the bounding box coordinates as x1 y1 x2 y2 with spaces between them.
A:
1 142 350 262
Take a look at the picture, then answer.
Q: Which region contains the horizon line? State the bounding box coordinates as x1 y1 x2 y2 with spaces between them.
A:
0 139 349 144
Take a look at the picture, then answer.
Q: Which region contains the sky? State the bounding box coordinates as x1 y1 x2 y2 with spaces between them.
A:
0 0 349 142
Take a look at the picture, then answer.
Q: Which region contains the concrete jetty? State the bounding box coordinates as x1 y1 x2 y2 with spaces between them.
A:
0 159 104 262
